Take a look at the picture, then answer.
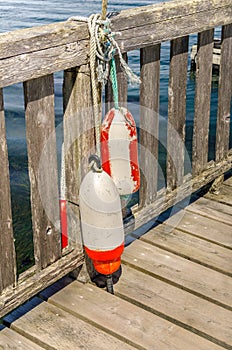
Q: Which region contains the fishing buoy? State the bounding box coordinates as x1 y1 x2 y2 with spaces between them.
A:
79 156 124 283
101 107 140 195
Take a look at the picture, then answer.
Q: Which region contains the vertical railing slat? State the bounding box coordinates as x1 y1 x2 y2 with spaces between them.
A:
216 24 232 161
192 29 214 175
63 65 95 247
24 74 61 270
166 36 189 191
0 89 17 292
139 45 160 206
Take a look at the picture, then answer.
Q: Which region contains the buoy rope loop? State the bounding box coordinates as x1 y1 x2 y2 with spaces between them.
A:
110 58 119 110
68 15 140 86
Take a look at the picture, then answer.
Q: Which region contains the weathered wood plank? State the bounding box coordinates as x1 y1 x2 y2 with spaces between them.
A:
163 209 232 249
186 196 232 226
0 249 84 318
116 265 232 349
49 281 224 350
0 326 44 349
0 0 231 88
63 65 95 248
166 36 189 191
124 155 232 235
139 45 160 206
4 297 136 350
140 224 232 276
0 21 88 60
122 239 232 310
192 29 214 175
216 24 232 161
24 75 61 269
0 89 17 293
0 39 89 89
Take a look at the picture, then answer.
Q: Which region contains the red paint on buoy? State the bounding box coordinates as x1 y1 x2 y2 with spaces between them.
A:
101 107 140 195
85 243 124 275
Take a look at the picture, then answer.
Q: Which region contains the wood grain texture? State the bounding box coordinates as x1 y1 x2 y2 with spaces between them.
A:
0 249 84 318
163 209 232 249
49 281 224 350
0 0 231 87
216 24 232 161
24 75 61 270
141 224 232 276
4 297 136 350
186 196 232 226
0 39 89 88
122 239 232 310
139 45 160 206
0 89 17 293
167 36 189 191
116 265 232 349
192 29 214 175
0 326 44 349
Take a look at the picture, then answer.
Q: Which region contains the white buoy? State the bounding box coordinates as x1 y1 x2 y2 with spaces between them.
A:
79 156 124 276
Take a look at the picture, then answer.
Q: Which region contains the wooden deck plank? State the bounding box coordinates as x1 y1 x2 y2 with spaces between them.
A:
4 297 136 350
115 264 232 349
48 281 224 350
122 239 232 310
139 224 232 276
163 209 232 248
185 196 232 226
0 326 44 349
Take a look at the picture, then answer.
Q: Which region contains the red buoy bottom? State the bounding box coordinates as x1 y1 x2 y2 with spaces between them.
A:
84 243 124 275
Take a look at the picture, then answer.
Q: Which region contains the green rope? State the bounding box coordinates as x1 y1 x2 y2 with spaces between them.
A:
110 58 119 110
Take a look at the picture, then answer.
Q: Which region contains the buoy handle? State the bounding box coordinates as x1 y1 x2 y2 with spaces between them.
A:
89 154 102 172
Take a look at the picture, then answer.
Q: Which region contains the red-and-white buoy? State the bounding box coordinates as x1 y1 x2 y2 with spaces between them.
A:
79 156 124 278
101 107 140 196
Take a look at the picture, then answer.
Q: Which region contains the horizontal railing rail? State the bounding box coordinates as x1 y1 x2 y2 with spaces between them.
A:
0 0 231 317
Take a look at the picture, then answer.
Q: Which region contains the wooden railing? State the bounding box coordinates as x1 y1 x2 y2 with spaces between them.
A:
0 0 231 317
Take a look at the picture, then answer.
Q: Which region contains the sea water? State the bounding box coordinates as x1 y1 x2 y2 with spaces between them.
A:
0 0 227 272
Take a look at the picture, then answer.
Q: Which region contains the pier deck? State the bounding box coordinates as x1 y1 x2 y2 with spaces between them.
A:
1 176 232 350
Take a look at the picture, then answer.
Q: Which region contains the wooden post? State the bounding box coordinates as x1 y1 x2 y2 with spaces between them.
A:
216 24 232 161
166 36 189 191
0 89 17 292
192 29 214 176
139 45 160 207
63 64 96 281
24 74 61 270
